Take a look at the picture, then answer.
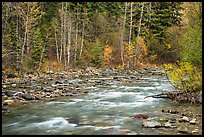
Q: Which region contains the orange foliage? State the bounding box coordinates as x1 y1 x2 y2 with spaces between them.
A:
136 36 148 55
43 60 63 71
103 45 113 66
135 36 148 65
124 42 135 62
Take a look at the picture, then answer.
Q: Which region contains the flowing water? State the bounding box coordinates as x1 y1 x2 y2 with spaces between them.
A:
2 74 202 135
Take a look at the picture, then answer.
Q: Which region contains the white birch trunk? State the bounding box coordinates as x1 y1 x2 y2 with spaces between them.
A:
133 2 144 68
120 2 127 66
59 3 64 63
127 2 133 69
64 2 67 68
54 27 59 63
79 21 84 59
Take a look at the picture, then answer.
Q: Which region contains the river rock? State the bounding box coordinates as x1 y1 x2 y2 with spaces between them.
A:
163 122 177 128
164 122 171 128
55 80 64 84
189 118 196 124
3 85 7 88
4 91 15 97
179 116 189 122
21 93 35 100
142 120 161 128
133 114 150 120
168 118 177 123
3 99 14 105
43 87 54 92
13 92 24 98
178 127 189 134
7 73 17 78
2 95 8 100
191 129 199 134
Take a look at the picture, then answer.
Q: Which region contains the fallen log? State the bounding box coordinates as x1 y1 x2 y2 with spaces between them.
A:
144 91 202 104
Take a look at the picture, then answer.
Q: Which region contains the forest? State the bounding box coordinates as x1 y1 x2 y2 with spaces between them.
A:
2 2 202 135
2 2 202 97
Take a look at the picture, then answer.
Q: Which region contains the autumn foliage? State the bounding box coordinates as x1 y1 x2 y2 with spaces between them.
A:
135 36 148 66
103 44 113 66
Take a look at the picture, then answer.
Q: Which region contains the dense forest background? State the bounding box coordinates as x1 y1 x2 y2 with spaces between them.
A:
2 2 202 74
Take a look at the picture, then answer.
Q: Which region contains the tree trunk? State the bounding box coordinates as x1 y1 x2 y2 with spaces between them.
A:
79 21 84 59
54 26 59 63
74 4 78 64
64 2 67 68
127 2 133 69
38 38 46 71
26 4 30 55
59 3 64 63
67 13 72 67
120 2 127 67
133 2 144 69
21 15 28 63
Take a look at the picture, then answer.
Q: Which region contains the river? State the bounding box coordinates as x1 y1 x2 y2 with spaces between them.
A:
2 74 202 135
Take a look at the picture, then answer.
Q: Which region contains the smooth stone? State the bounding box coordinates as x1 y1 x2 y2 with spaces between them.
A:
142 120 161 128
3 85 7 88
43 88 54 92
11 84 17 87
189 118 196 124
191 129 199 134
2 95 8 100
178 128 189 134
164 122 171 128
5 91 15 97
179 116 189 122
164 122 177 128
3 99 14 105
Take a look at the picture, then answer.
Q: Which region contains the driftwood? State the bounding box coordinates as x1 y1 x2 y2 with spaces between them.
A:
144 69 202 104
144 91 202 104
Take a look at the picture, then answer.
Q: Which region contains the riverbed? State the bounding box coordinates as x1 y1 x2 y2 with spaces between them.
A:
2 73 202 135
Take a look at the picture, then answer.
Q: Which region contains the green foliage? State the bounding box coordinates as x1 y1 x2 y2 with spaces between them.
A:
115 65 124 70
84 39 104 67
27 27 44 70
147 2 183 43
179 25 202 66
164 61 202 92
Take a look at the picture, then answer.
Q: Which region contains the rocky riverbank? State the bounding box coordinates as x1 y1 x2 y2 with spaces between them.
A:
2 67 165 111
2 67 202 135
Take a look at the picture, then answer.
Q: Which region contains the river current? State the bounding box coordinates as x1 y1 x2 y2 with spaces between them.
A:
2 74 201 135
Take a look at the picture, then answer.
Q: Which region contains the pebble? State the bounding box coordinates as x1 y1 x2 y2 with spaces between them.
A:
2 95 8 100
178 128 189 134
164 122 171 128
11 84 17 87
189 118 196 124
164 122 177 128
3 85 7 88
179 116 189 122
191 129 199 134
142 120 161 128
168 118 177 123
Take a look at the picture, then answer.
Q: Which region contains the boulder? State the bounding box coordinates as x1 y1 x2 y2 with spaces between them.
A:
142 120 161 128
7 73 17 78
5 91 15 97
3 99 14 105
21 93 35 100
